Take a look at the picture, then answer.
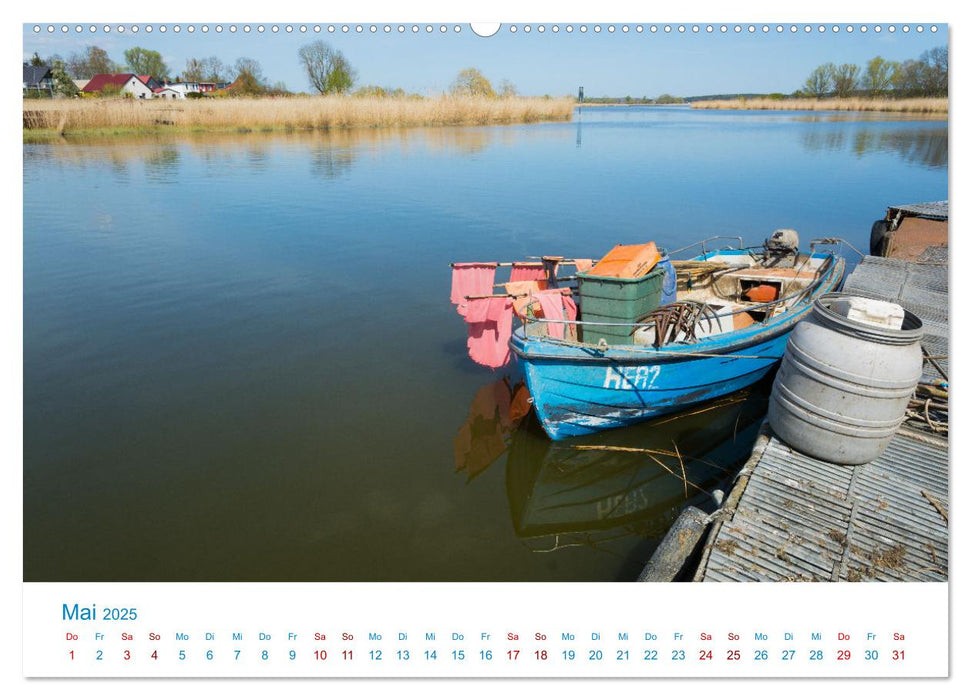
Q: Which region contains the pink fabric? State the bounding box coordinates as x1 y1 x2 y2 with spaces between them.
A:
451 263 497 316
562 294 578 322
574 259 593 273
464 296 492 323
504 280 547 317
509 263 546 283
466 297 514 369
535 291 577 340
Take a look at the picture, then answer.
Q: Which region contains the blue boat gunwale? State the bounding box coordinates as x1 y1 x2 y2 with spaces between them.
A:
511 249 845 364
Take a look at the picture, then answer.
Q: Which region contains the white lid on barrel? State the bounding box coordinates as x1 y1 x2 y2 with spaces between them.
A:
828 296 905 330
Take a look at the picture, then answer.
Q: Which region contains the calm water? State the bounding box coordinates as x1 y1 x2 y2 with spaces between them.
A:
23 106 947 581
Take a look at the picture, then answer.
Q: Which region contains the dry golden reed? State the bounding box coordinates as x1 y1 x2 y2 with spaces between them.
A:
690 97 947 114
23 95 576 133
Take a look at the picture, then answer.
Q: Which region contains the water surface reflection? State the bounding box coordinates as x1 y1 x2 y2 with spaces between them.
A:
452 376 769 578
24 107 947 581
801 125 947 168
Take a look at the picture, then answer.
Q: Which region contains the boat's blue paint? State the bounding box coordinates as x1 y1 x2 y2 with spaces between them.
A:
511 251 845 440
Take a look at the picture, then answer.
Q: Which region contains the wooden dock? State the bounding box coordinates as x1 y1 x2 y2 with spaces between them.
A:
692 254 948 582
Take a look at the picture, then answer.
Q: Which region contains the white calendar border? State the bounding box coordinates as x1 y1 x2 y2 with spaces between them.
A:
22 581 949 678
6 0 962 695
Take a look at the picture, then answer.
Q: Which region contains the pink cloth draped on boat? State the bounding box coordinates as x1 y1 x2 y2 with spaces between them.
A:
465 297 514 369
574 259 594 273
504 280 548 317
450 263 497 316
509 262 546 283
535 290 578 340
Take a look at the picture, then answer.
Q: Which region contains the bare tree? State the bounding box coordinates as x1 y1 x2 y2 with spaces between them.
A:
204 58 227 83
921 46 948 96
298 41 356 94
829 63 861 98
185 56 228 83
184 58 205 82
498 79 518 98
67 46 118 79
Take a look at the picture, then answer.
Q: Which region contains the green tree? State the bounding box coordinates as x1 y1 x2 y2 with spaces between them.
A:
68 46 118 78
829 63 861 98
99 83 124 98
124 47 168 80
29 52 45 67
802 64 834 98
298 41 356 94
891 59 928 96
655 94 684 104
862 57 898 96
355 85 391 97
49 59 78 97
450 67 496 97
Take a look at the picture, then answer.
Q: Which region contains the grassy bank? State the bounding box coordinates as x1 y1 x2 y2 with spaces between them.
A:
23 95 576 135
690 97 947 114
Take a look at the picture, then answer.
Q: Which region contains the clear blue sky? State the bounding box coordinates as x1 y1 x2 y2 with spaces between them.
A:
23 23 947 96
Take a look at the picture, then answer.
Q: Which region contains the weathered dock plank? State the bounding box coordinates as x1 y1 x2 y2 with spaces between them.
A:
693 255 948 582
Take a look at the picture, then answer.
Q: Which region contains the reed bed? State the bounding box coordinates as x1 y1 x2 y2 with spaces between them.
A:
690 97 948 114
23 95 576 134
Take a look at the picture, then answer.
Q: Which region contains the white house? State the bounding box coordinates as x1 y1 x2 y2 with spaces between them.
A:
160 82 202 98
82 74 155 99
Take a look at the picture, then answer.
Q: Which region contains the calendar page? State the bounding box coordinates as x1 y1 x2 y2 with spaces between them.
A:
15 0 955 692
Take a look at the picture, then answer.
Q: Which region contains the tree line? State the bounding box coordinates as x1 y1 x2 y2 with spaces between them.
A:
582 94 684 105
295 41 519 99
799 47 947 99
27 40 521 100
25 46 285 98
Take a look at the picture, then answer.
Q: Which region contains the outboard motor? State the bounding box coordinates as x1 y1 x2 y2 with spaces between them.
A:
763 228 799 267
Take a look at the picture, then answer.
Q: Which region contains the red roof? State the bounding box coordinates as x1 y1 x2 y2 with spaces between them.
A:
138 75 155 85
82 73 146 92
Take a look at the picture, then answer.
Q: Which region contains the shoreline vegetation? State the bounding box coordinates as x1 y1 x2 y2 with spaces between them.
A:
22 95 576 138
21 94 948 142
690 97 947 114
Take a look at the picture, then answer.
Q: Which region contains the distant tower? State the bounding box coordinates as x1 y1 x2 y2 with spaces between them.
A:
578 86 584 103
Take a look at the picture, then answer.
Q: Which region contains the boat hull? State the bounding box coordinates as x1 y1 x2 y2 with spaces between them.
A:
511 252 844 440
515 334 786 439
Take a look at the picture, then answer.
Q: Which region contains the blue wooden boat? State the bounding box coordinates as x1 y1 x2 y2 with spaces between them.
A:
511 245 845 440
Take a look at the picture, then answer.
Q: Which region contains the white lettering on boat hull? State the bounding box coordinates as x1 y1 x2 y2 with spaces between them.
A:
603 365 661 390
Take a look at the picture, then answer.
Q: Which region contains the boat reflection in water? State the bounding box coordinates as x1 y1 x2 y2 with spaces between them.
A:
453 377 532 481
453 375 770 578
503 379 770 569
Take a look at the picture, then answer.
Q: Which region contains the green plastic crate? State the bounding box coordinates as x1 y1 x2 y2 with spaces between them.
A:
577 266 665 345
